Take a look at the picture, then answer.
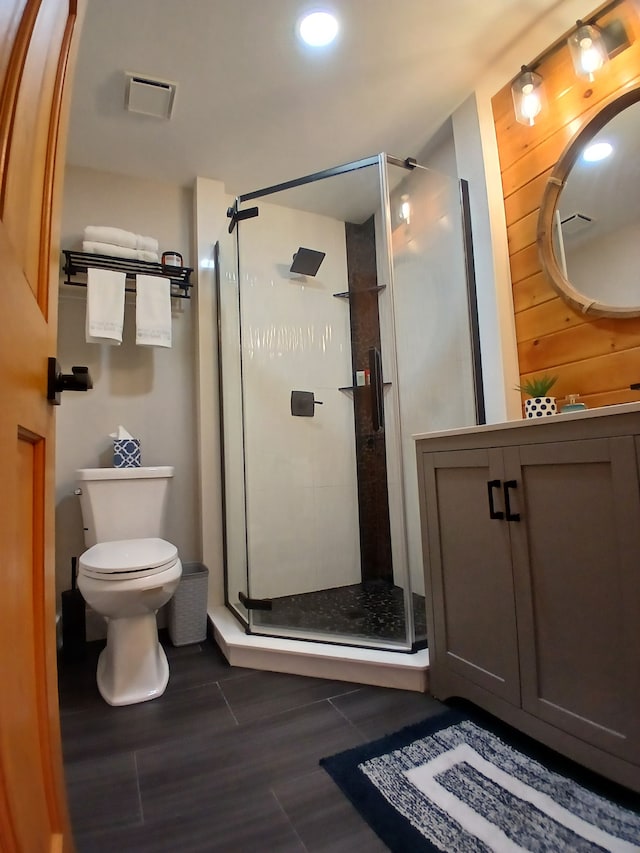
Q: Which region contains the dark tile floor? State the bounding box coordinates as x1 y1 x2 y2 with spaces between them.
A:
58 633 445 852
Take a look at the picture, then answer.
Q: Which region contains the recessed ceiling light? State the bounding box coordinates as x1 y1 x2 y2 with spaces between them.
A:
582 141 613 162
298 11 339 47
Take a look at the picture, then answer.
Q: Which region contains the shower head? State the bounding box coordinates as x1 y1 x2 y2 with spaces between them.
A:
290 247 325 276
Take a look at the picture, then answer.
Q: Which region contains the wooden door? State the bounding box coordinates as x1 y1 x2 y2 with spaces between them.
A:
507 437 640 765
419 447 521 705
0 2 84 850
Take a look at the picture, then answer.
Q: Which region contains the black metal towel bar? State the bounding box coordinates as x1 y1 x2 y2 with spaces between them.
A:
62 250 194 299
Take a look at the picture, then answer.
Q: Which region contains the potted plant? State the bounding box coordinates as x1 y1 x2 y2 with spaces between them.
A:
516 373 559 418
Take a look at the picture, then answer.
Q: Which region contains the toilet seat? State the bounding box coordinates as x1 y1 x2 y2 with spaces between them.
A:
79 537 179 581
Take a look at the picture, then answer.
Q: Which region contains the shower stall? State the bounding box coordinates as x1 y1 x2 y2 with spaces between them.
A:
217 153 481 653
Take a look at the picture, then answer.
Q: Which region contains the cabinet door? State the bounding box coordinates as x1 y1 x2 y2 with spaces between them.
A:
507 437 640 764
420 448 520 704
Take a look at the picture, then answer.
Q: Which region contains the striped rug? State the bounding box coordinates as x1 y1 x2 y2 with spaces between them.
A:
320 710 640 852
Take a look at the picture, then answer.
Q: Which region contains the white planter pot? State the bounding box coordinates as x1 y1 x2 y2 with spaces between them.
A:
525 396 557 418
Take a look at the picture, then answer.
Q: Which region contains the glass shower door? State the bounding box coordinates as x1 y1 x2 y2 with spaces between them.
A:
229 157 414 649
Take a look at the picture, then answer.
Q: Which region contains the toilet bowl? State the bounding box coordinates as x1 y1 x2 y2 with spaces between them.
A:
78 538 182 706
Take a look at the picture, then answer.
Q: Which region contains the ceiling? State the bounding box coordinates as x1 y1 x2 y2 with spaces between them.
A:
66 0 566 199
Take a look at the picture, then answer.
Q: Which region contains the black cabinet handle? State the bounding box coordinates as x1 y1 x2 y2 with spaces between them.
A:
487 479 503 520
504 480 521 522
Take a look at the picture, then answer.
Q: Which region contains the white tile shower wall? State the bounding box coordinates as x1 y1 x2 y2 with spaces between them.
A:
55 166 198 633
240 199 360 600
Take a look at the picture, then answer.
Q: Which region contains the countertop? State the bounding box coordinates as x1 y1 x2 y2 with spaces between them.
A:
412 401 640 442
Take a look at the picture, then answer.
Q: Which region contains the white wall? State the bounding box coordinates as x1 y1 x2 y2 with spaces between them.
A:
193 178 233 609
56 166 198 636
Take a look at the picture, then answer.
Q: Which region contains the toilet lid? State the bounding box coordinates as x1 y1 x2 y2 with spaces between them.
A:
79 538 179 579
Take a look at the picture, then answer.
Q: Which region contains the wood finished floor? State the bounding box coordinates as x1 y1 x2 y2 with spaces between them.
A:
58 634 445 852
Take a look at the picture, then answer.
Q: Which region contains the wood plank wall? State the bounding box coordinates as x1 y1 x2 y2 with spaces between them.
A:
492 0 640 409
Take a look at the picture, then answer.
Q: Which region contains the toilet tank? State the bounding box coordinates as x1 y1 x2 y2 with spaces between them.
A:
76 466 174 547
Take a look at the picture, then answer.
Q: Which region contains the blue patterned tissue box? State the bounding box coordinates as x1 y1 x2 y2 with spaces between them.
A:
113 439 141 468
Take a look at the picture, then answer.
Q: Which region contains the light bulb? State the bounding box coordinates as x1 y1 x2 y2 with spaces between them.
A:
521 85 541 124
569 22 608 81
511 67 544 127
580 37 604 77
298 11 339 47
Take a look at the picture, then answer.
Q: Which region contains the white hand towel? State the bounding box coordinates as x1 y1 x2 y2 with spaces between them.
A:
82 241 159 263
85 267 125 345
84 226 137 249
136 274 172 348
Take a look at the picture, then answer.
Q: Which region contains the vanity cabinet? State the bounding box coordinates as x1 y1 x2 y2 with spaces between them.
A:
416 407 640 792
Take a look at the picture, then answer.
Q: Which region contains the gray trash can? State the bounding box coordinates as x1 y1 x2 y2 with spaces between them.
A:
168 562 209 646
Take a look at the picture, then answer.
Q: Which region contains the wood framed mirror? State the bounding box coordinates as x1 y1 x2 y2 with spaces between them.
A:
537 85 640 317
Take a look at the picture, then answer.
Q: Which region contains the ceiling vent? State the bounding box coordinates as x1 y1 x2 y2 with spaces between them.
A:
561 212 594 236
125 73 177 119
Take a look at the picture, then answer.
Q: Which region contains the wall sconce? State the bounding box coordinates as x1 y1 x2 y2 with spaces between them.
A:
511 9 631 129
567 20 608 81
511 66 544 126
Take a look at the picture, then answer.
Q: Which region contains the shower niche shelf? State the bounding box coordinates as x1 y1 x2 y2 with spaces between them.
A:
333 285 386 299
338 382 392 392
62 250 194 299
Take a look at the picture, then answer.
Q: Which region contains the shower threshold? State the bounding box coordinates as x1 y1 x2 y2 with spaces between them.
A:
210 606 429 693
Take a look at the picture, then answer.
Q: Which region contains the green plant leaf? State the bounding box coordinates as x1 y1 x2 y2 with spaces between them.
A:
515 373 559 397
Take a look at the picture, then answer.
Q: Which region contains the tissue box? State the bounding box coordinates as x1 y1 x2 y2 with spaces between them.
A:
113 439 141 468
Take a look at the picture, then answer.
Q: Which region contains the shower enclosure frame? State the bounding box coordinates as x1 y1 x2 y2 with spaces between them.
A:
217 152 483 653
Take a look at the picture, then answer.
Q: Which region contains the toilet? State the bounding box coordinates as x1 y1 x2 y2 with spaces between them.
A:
75 466 182 706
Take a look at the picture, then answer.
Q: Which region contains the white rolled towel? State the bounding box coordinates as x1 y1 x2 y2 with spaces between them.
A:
84 226 137 249
137 249 159 263
136 274 172 348
83 241 159 263
136 234 159 253
84 226 159 254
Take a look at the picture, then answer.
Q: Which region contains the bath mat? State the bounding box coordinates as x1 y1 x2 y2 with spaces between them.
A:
320 709 640 852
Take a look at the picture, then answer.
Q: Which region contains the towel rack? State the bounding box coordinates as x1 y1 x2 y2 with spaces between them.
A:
61 250 194 299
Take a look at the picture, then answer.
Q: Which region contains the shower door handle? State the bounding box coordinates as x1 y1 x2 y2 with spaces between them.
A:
369 347 384 432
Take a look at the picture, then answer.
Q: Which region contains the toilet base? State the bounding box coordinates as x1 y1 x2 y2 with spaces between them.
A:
97 613 169 706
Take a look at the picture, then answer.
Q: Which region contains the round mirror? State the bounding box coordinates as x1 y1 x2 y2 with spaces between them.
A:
537 86 640 317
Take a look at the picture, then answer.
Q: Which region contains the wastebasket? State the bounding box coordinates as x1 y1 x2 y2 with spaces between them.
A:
168 561 209 646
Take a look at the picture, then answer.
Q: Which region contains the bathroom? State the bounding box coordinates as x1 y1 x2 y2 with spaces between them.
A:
54 0 640 708
4 0 634 846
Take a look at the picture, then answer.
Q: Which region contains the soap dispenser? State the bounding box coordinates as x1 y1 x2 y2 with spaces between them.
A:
560 394 587 413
